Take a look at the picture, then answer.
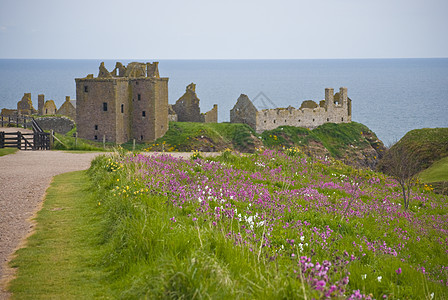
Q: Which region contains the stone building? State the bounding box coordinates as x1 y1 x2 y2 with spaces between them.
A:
17 93 37 115
43 100 57 115
56 96 76 120
171 83 218 123
230 87 352 133
75 61 168 144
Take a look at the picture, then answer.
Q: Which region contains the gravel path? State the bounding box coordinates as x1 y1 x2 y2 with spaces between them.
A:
0 131 219 299
0 149 102 299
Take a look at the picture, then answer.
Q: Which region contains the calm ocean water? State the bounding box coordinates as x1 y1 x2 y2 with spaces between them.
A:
0 59 447 145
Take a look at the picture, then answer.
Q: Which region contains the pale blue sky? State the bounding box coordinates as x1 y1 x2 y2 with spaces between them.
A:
0 0 447 59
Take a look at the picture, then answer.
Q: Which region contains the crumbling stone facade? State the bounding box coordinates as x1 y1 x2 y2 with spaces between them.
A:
230 87 352 133
171 83 218 123
75 62 169 144
17 93 37 115
43 100 57 115
56 96 76 120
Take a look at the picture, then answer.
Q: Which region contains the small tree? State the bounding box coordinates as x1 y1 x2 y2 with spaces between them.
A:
381 143 420 210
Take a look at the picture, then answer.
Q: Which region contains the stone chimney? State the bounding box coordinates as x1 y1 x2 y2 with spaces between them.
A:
38 94 45 115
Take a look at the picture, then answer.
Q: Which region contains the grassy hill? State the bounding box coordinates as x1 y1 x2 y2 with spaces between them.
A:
393 128 448 171
138 122 260 153
141 122 385 169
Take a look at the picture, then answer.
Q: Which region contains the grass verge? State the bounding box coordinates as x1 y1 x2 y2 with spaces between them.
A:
0 148 18 156
8 171 111 299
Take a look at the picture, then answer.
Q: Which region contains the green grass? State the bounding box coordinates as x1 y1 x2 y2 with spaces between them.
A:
8 171 112 299
419 156 448 183
393 128 448 170
261 122 383 158
122 121 257 153
52 128 111 151
0 148 18 156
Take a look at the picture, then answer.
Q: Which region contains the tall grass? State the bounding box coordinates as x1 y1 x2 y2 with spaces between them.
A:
87 148 448 299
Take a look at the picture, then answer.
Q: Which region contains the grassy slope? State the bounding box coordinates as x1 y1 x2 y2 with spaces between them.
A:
395 128 448 171
419 156 448 183
131 122 258 153
261 122 384 157
8 171 111 299
134 122 384 167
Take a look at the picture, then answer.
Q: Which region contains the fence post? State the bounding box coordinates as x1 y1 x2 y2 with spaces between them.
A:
0 132 4 148
17 131 21 150
75 132 78 149
103 135 106 150
133 139 136 152
50 130 54 148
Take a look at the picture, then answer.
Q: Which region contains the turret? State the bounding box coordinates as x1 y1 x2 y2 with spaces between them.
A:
339 87 348 108
325 88 334 111
38 94 45 115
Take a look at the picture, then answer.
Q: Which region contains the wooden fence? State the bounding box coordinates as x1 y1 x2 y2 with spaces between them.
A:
0 115 51 150
0 115 34 129
0 131 50 150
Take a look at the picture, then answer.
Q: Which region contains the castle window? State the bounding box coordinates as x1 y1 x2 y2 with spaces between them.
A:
94 135 98 140
84 86 88 93
121 104 124 113
264 120 266 123
327 118 330 122
45 109 48 114
341 117 344 121
103 102 108 111
313 119 315 122
142 111 146 117
273 120 276 123
138 94 141 101
285 120 287 123
94 125 98 130
141 135 143 140
298 119 301 122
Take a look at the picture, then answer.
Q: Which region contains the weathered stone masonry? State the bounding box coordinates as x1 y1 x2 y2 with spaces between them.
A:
75 62 168 144
231 87 352 133
171 83 218 123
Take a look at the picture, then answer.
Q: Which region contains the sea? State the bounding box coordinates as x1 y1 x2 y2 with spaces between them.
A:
0 58 447 145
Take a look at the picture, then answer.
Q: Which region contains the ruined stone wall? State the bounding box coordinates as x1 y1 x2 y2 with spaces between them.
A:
131 78 155 142
76 78 119 143
230 94 258 130
168 105 178 122
56 96 76 120
35 116 75 134
43 100 57 115
154 78 169 140
172 83 203 122
17 93 37 115
204 104 218 123
114 80 131 144
254 87 351 133
38 94 45 115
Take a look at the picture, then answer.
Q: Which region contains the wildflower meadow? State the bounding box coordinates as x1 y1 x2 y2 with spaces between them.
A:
88 148 448 299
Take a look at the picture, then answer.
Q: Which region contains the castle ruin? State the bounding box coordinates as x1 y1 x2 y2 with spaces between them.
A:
230 87 352 133
75 62 168 144
170 83 218 123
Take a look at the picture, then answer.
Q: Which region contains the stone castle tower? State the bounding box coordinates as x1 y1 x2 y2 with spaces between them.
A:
75 62 168 144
